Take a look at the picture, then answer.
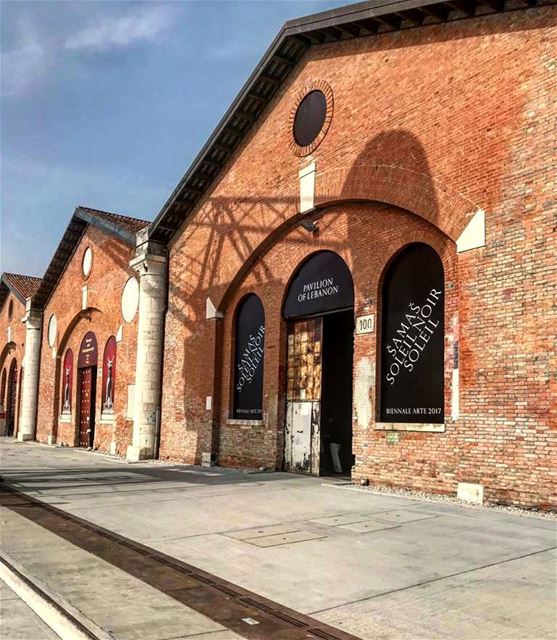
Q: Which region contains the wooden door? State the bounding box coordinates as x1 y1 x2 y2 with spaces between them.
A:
6 363 18 437
78 367 96 448
284 318 322 475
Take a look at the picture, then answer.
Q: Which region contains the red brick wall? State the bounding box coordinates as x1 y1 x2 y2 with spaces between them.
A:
160 7 555 507
0 293 27 436
36 225 139 455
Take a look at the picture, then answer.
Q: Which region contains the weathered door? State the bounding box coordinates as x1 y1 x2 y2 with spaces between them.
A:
6 363 17 437
284 318 322 475
78 367 96 447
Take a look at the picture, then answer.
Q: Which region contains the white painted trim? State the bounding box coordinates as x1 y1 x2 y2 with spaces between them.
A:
451 368 460 420
457 209 486 253
298 162 316 179
227 419 263 427
375 422 446 433
206 297 223 320
299 161 316 213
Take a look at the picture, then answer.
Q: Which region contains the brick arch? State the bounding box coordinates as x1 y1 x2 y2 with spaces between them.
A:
216 194 461 315
55 308 102 359
0 341 16 374
315 164 478 242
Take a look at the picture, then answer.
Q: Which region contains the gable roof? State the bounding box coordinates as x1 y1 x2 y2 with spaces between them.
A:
148 0 548 245
77 207 150 236
0 273 42 310
31 206 150 311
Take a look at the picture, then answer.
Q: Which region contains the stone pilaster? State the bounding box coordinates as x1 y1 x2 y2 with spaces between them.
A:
126 244 167 461
18 304 43 441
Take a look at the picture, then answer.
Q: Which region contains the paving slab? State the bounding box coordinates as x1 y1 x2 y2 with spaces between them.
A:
0 507 229 640
316 548 557 640
369 509 438 524
245 530 327 547
224 524 300 540
337 519 400 533
1 438 556 640
309 513 371 526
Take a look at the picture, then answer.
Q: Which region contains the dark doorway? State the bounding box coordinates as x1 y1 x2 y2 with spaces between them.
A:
283 250 355 476
320 310 354 476
6 361 18 437
78 366 96 448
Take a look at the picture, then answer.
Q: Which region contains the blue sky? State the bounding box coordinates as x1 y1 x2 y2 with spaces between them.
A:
1 0 346 276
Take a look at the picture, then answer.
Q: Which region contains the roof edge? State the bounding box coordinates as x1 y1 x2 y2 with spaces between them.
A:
1 273 42 306
75 206 141 247
148 0 553 245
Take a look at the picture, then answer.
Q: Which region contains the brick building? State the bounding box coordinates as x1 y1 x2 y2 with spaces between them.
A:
145 0 555 508
0 274 42 437
1 207 148 455
1 0 555 509
32 207 149 455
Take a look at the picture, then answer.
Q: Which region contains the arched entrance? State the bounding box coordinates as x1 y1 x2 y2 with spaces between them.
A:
77 332 98 448
283 251 354 476
6 360 18 437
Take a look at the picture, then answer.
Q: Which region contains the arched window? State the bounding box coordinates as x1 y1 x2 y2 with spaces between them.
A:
102 337 117 412
6 360 18 437
61 349 74 413
232 295 265 420
380 243 444 424
0 368 6 407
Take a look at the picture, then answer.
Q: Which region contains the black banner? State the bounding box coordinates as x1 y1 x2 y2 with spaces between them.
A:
283 251 354 319
78 331 98 369
233 294 265 419
380 244 444 423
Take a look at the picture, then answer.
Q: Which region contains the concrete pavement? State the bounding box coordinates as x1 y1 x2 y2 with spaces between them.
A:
1 578 60 640
1 438 556 639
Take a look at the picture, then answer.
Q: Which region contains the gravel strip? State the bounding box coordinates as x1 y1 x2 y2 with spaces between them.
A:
323 482 557 520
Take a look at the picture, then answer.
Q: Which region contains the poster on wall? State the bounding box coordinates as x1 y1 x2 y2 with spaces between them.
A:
283 251 354 319
78 331 98 369
233 295 265 419
380 243 444 424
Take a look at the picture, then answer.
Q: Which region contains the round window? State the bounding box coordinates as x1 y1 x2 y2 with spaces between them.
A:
48 314 58 348
293 90 327 148
121 277 139 323
82 246 93 278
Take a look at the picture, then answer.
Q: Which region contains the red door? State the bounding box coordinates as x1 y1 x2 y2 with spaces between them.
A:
78 367 96 448
6 363 18 437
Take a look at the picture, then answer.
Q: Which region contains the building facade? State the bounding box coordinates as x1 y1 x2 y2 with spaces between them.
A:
17 207 148 455
152 0 555 508
0 274 42 438
1 0 555 509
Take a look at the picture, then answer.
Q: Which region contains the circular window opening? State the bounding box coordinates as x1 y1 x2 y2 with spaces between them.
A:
293 90 327 148
82 246 93 278
48 313 58 348
8 300 13 321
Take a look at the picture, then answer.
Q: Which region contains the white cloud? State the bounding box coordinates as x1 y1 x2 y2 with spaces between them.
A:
1 24 49 96
65 5 173 52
